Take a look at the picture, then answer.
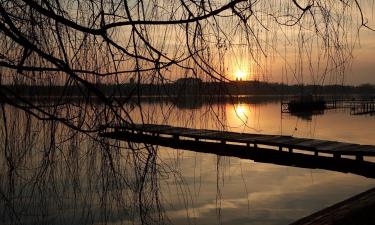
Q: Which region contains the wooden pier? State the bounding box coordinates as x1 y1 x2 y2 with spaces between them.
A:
350 101 375 115
100 124 375 161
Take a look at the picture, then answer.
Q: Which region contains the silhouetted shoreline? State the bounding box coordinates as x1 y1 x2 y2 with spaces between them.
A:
1 80 375 98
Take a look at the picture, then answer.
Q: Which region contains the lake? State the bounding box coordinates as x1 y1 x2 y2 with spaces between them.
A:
0 98 374 225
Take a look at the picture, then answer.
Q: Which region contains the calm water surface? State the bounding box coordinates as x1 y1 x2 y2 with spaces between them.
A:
0 99 374 225
130 100 375 224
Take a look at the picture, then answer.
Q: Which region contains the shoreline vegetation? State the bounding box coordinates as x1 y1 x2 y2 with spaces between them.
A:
1 78 375 98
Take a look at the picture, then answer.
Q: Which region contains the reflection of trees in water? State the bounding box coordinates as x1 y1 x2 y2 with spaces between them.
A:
290 110 324 121
0 106 170 225
0 102 260 225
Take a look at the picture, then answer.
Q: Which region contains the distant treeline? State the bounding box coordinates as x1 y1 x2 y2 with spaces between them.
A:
2 80 375 97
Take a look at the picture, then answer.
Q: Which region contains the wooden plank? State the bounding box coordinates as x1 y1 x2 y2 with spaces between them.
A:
207 132 238 141
327 144 359 152
251 135 279 141
348 146 375 155
218 132 247 140
179 129 212 136
317 142 357 152
268 136 294 143
237 133 273 140
290 187 375 225
166 127 191 133
102 124 375 157
336 144 363 152
258 136 293 143
295 140 335 149
243 135 281 145
260 136 295 146
359 145 375 152
146 127 187 135
134 123 162 129
184 130 221 138
159 127 187 132
235 135 288 143
131 124 170 132
277 138 312 146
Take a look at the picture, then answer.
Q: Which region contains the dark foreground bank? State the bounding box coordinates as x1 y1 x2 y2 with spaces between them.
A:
290 187 375 225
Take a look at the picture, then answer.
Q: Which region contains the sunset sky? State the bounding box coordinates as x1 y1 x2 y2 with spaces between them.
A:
153 0 375 85
1 0 374 86
224 23 375 85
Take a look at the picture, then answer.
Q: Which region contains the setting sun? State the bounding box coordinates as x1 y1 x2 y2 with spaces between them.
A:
235 70 247 81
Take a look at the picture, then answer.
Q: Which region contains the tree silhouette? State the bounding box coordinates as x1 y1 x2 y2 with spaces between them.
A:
0 0 373 130
0 1 374 224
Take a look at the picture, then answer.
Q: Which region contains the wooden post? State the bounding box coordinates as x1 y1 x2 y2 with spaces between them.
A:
333 153 341 159
288 148 293 153
314 151 318 156
279 146 283 151
356 155 364 161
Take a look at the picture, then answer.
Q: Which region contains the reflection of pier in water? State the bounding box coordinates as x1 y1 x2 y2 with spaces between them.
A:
100 124 375 179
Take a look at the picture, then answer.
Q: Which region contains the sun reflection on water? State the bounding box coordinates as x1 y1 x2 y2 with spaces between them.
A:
234 104 248 117
227 103 251 129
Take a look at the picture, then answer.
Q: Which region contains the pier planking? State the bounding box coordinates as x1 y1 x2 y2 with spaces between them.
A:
100 124 375 160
